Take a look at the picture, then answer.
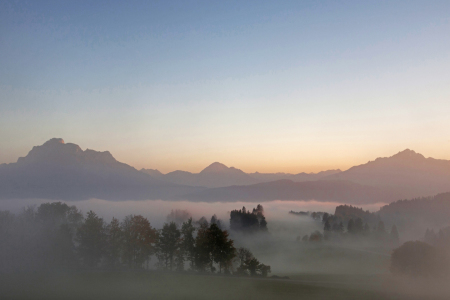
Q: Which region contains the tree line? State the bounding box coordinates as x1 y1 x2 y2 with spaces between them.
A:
230 204 268 233
0 202 270 277
298 212 400 245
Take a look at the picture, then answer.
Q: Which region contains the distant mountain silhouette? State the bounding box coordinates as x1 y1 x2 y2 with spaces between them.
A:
155 162 260 188
140 168 164 179
181 179 402 204
249 169 341 182
2 140 449 204
140 163 342 188
0 138 200 200
323 149 450 198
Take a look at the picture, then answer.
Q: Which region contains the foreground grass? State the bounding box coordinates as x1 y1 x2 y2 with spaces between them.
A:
2 271 449 300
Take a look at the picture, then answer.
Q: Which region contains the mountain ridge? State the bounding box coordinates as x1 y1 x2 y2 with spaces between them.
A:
0 138 202 200
322 149 450 198
1 140 450 203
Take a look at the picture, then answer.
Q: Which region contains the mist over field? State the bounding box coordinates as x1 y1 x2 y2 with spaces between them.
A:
3 195 450 300
0 198 385 226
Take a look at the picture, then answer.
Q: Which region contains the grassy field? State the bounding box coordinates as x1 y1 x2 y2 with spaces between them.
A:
1 271 449 300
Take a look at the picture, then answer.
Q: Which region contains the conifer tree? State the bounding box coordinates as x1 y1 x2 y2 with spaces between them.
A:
76 211 106 268
157 222 181 270
105 217 123 268
181 218 196 269
347 219 355 234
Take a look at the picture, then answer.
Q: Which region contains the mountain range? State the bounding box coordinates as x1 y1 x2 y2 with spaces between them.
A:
0 138 200 200
141 163 341 188
1 139 449 203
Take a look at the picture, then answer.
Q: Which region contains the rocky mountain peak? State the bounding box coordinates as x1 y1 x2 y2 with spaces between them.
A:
390 149 425 160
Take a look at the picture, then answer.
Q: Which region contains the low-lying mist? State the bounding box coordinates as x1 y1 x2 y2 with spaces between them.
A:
1 198 390 274
2 198 450 300
0 198 386 229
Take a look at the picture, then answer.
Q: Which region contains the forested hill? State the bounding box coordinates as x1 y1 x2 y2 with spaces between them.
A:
379 192 450 226
377 192 450 240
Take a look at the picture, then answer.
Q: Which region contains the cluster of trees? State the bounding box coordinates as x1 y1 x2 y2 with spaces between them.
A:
379 193 450 233
235 247 271 277
230 205 267 233
289 210 326 221
424 226 450 250
0 202 270 277
333 205 379 225
298 213 399 245
390 225 450 278
391 241 449 277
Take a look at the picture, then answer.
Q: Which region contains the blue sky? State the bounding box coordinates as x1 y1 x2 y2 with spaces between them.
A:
1 0 450 173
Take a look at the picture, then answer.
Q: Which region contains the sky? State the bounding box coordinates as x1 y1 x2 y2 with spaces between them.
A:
1 0 450 174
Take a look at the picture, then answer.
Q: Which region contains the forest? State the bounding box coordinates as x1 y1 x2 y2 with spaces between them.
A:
0 202 270 277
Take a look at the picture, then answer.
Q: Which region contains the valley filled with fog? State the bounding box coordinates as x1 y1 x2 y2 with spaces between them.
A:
2 139 450 299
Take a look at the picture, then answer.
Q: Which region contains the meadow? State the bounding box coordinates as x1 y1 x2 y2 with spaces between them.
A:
3 270 450 300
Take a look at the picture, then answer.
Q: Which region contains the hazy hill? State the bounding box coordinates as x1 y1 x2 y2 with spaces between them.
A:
0 138 200 200
378 192 450 236
181 179 402 204
140 168 164 179
334 205 379 226
140 165 342 188
143 162 260 188
323 149 450 198
249 169 342 182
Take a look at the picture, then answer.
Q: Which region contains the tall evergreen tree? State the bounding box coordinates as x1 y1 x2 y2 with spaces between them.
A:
105 217 123 268
157 222 181 270
194 223 211 272
181 218 196 269
347 219 355 234
76 211 106 268
354 218 364 234
207 223 235 273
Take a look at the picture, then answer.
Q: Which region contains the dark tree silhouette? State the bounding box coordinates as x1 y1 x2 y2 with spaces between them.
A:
194 223 211 272
391 241 448 277
157 222 181 270
76 211 106 268
181 218 196 269
207 223 235 273
105 217 123 268
354 218 364 234
230 205 268 233
243 257 271 277
347 219 355 234
37 202 82 269
121 215 157 269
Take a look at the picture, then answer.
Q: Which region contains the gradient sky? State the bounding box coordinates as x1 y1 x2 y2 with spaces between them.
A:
1 0 450 173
